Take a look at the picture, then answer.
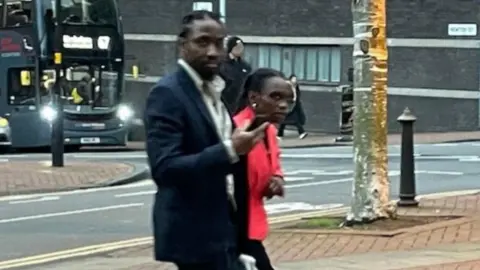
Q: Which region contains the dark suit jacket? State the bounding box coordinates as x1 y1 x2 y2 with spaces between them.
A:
144 67 249 264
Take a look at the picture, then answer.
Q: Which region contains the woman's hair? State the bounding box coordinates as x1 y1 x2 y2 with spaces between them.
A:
234 68 285 114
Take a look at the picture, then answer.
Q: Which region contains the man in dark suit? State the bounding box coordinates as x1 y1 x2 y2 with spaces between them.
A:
144 10 267 270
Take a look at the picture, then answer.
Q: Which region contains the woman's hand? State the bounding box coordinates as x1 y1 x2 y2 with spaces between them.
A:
264 176 285 199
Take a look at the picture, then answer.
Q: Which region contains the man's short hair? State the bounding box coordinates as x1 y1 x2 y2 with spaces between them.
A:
178 10 222 38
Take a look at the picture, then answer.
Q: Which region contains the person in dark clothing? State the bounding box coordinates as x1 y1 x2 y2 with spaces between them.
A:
72 75 92 105
219 36 252 113
277 74 308 139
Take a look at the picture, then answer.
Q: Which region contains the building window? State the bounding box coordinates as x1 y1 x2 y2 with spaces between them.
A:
243 44 341 83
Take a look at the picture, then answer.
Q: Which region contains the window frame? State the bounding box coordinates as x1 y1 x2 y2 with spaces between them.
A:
246 43 342 85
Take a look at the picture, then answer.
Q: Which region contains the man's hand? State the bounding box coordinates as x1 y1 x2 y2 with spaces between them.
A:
264 176 285 199
232 120 268 155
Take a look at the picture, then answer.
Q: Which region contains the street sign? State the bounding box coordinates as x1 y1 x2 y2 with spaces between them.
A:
193 2 213 11
265 202 344 214
448 23 477 36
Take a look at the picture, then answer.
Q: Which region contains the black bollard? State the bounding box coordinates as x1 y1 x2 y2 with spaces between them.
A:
51 94 64 167
397 107 418 207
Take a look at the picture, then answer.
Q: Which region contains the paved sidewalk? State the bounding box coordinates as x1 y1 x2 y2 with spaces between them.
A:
401 258 480 270
31 191 480 269
125 131 480 149
0 161 134 196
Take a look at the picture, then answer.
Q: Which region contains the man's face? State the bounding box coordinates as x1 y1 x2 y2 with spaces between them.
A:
180 18 226 80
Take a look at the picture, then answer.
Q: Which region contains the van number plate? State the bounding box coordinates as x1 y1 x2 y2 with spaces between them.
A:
80 137 100 144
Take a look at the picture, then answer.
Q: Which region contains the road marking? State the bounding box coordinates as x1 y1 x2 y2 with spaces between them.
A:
115 191 155 198
431 143 458 147
285 176 315 182
415 155 478 160
0 203 143 224
0 237 152 269
282 153 480 161
8 196 59 205
265 202 344 214
2 187 477 269
286 170 351 176
287 177 352 188
0 154 28 158
0 206 349 269
459 156 480 162
414 170 463 175
71 153 147 159
0 180 153 202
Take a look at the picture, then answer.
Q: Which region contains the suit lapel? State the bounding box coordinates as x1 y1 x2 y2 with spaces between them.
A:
176 69 216 131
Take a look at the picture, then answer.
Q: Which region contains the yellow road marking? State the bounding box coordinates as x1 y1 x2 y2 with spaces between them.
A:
0 237 151 269
0 208 350 269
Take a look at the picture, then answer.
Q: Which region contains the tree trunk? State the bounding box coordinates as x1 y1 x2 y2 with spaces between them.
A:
346 0 392 224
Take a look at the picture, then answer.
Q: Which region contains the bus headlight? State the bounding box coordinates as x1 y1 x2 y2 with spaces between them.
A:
117 105 133 121
40 106 57 122
0 117 8 128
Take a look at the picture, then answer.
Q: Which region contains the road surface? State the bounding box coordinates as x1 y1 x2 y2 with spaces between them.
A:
0 142 480 262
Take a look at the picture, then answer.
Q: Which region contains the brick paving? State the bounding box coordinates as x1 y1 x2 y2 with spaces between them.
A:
94 192 480 269
0 161 133 196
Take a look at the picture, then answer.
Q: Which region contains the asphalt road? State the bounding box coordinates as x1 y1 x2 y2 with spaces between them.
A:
1 142 480 262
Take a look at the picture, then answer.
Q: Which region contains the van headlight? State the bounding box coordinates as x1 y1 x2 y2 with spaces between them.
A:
40 106 57 122
117 105 133 121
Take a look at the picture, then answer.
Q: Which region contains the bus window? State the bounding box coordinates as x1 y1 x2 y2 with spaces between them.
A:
0 0 32 28
7 68 35 105
64 66 93 105
57 0 117 26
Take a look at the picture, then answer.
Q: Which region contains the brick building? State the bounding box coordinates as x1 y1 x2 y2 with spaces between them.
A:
120 0 480 140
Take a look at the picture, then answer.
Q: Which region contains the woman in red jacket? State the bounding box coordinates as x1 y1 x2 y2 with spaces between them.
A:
234 68 294 270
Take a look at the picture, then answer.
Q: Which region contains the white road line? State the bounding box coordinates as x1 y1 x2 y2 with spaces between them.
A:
265 202 344 214
459 157 480 162
71 154 147 159
415 155 478 160
0 159 8 162
0 180 153 202
284 177 315 182
115 191 155 198
282 153 480 161
8 196 60 204
287 177 352 188
285 170 351 176
416 170 463 176
281 153 404 158
0 154 28 158
0 203 144 224
430 143 458 147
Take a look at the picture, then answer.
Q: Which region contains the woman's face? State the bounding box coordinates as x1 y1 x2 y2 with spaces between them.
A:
231 42 244 57
250 76 295 123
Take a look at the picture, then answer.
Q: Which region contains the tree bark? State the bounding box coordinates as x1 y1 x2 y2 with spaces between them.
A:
346 0 391 223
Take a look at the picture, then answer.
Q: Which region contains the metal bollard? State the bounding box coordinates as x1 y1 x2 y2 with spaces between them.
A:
51 94 64 167
397 107 418 207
